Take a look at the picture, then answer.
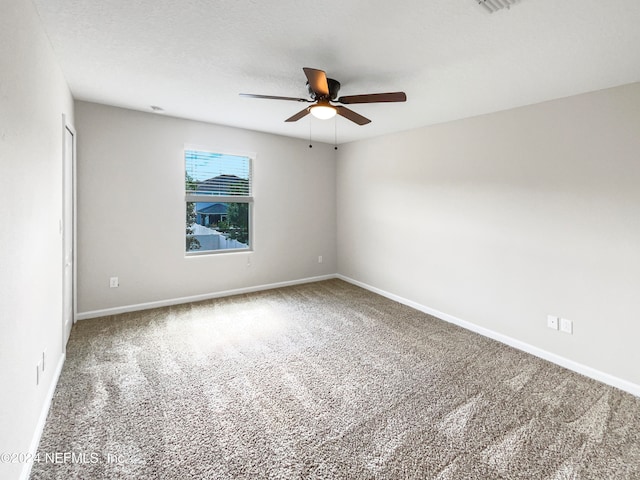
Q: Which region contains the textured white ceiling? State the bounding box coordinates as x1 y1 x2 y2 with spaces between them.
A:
33 0 640 144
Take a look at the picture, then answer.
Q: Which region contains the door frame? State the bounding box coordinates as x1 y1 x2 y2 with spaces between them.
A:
62 114 77 352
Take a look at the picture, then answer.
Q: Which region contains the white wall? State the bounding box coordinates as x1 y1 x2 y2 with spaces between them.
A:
0 1 74 479
337 82 640 387
75 102 336 315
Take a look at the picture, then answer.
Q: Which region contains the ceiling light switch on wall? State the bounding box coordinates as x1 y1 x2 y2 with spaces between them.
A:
547 315 559 330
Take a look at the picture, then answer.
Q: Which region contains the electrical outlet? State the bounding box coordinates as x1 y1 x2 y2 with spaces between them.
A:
109 277 119 288
547 315 559 330
318 255 323 264
560 318 573 334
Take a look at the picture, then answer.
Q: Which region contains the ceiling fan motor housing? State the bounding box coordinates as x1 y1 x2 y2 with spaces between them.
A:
307 78 341 100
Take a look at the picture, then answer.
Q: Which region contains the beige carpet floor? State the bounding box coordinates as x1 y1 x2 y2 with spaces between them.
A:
31 279 640 479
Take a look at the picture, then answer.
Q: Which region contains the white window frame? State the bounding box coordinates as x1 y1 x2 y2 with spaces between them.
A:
184 147 254 256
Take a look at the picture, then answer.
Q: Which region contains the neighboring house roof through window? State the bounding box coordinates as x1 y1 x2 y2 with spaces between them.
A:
196 203 228 215
196 174 250 196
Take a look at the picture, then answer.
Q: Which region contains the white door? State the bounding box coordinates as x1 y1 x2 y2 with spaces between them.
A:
62 122 75 349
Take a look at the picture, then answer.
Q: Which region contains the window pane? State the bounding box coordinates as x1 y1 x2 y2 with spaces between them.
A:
185 150 250 196
186 202 250 252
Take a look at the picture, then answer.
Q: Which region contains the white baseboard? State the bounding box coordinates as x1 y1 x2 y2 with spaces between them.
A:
20 352 66 480
76 274 338 320
337 274 640 398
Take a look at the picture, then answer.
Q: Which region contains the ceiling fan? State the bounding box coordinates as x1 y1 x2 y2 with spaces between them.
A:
240 67 407 125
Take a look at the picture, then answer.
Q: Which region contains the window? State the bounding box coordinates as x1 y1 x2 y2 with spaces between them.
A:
185 149 252 254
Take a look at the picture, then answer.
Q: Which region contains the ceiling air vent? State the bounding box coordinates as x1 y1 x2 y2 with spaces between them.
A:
477 0 521 13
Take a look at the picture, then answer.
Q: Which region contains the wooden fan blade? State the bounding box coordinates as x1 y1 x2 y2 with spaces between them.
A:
240 93 311 102
303 68 329 97
285 107 310 122
336 106 371 125
337 92 407 104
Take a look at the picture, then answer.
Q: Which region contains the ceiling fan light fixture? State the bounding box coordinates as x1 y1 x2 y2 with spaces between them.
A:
309 104 336 120
242 67 405 126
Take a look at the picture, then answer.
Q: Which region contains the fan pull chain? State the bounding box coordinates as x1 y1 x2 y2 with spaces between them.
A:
309 118 313 148
334 117 338 150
